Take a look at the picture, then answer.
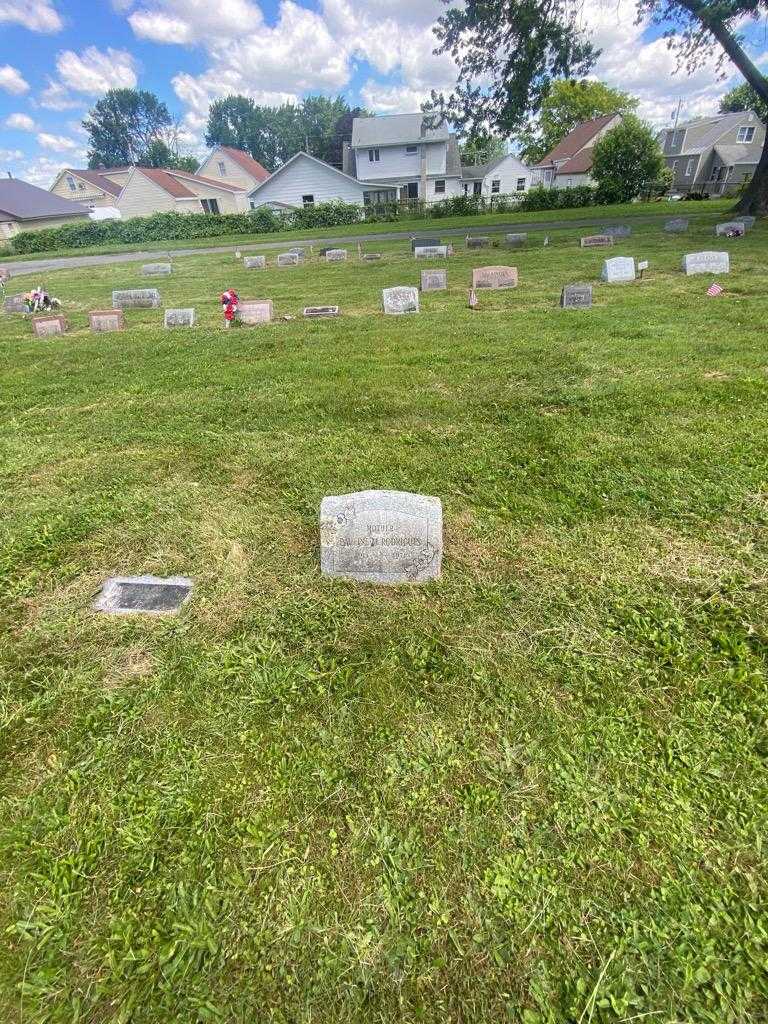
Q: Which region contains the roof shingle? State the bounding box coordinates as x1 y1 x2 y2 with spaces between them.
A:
535 113 619 166
0 177 90 221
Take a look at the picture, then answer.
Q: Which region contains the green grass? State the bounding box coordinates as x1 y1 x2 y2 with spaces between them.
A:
1 210 767 1023
0 198 734 262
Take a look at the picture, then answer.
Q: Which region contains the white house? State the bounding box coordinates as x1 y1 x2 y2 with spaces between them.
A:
460 153 533 197
248 151 395 210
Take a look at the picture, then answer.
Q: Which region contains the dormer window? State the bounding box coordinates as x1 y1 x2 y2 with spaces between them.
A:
737 126 755 143
66 174 76 191
217 161 227 175
406 145 418 155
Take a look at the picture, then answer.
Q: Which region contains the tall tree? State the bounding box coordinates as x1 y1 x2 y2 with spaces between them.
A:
719 79 768 122
517 79 638 164
83 89 172 168
591 115 668 202
428 0 768 212
459 132 507 165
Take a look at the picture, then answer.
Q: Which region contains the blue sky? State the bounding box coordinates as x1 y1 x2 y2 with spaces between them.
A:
0 0 765 186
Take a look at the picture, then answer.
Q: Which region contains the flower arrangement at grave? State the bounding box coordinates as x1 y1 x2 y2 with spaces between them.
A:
24 285 61 314
220 289 239 327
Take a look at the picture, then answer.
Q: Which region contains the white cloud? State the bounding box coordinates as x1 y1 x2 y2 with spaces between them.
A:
0 0 62 32
128 0 263 43
0 64 29 94
37 132 82 152
56 46 138 94
5 112 36 130
0 147 25 163
39 79 83 110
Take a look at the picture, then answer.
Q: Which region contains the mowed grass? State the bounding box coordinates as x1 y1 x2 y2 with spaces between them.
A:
1 213 767 1023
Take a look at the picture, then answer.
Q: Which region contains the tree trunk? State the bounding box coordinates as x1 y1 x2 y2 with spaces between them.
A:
732 127 768 215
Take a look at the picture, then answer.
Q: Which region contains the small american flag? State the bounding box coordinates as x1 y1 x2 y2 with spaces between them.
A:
707 282 724 297
468 288 478 309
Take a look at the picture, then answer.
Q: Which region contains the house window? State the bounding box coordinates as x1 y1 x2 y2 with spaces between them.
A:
201 198 220 214
473 181 482 196
737 126 755 143
434 179 445 194
491 179 501 194
66 174 77 192
302 194 314 208
250 200 257 209
516 177 526 191
671 159 679 173
406 145 418 155
368 148 380 162
217 161 226 176
685 158 695 176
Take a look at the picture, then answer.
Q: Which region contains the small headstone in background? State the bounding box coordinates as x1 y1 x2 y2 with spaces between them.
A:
581 235 614 248
735 215 756 229
601 256 636 283
715 221 745 237
411 237 441 251
304 306 340 317
560 284 592 309
505 233 527 246
468 288 478 309
88 309 124 332
420 269 447 292
32 315 67 337
665 218 689 233
325 249 348 262
603 224 632 238
112 289 161 308
320 490 443 584
362 253 382 261
164 308 196 328
277 253 300 267
681 251 729 276
4 294 26 313
289 247 309 259
472 266 518 289
93 575 193 615
467 236 491 248
238 298 274 324
244 255 266 269
414 245 449 258
382 287 419 315
141 262 172 276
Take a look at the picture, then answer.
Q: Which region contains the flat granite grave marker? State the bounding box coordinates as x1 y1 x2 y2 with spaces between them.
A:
581 235 614 248
603 224 632 238
382 287 419 315
715 221 745 236
304 306 339 317
472 266 518 289
112 289 161 309
320 490 442 584
362 253 382 261
88 309 124 332
411 237 441 251
164 307 195 328
238 299 273 324
681 251 729 276
142 262 172 276
414 245 449 258
560 284 592 309
93 575 193 615
32 315 67 337
420 270 447 292
289 247 309 258
4 294 26 313
325 249 348 262
601 256 636 283
665 218 689 233
277 253 300 267
467 236 491 249
505 233 527 246
244 255 266 269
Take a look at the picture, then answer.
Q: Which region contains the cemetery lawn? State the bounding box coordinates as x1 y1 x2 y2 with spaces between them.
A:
0 198 734 262
1 216 767 1023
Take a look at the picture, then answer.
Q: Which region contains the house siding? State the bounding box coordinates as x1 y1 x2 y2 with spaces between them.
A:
1 213 89 238
250 155 369 208
197 149 260 192
116 171 176 219
50 173 114 207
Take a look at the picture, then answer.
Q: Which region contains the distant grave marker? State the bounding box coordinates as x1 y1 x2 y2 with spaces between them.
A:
164 308 196 328
112 289 160 309
382 287 419 315
580 235 614 248
471 266 518 289
411 237 441 251
277 253 300 267
603 224 632 238
304 306 340 317
325 249 348 262
88 309 124 333
715 221 745 237
736 215 756 229
362 253 382 261
414 245 449 258
681 251 729 276
93 575 193 615
665 218 689 233
244 255 266 269
32 315 67 337
142 262 172 276
320 490 443 584
560 284 592 309
601 256 636 283
467 236 491 249
420 269 447 292
4 294 26 313
505 233 527 246
238 299 273 324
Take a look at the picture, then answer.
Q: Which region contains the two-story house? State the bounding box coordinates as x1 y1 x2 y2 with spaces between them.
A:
532 113 623 187
657 111 765 195
196 145 271 192
49 167 132 208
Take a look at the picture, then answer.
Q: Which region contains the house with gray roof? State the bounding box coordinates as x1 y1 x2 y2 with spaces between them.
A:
657 110 765 195
460 152 533 198
0 177 90 241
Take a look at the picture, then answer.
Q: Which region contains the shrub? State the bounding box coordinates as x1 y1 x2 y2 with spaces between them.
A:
517 184 598 211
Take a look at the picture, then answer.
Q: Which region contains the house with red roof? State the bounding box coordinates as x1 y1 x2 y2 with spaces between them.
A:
197 145 271 192
49 167 133 208
114 166 251 218
532 113 623 188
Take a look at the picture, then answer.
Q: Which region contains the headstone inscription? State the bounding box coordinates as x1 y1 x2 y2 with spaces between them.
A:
88 309 124 332
505 233 528 246
581 235 614 248
665 218 689 233
112 289 161 309
560 284 592 309
244 255 266 269
325 249 348 262
164 308 196 328
681 251 729 276
141 262 172 276
320 490 443 584
382 287 419 315
277 253 300 267
471 266 518 289
238 299 273 324
32 315 67 337
420 270 447 292
601 256 636 283
414 245 449 258
4 294 26 313
603 224 632 238
93 575 193 615
304 306 340 317
715 221 745 236
467 236 491 249
411 237 441 251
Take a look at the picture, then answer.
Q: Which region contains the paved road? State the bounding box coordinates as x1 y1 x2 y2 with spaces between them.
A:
3 211 708 279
